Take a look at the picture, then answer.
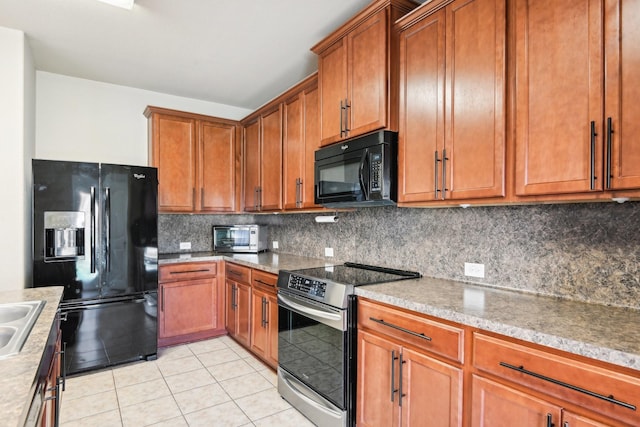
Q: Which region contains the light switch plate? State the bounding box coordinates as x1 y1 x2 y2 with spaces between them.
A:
324 247 334 257
179 242 191 250
464 262 485 278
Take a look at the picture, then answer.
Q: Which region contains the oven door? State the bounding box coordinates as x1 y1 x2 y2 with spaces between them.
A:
277 291 349 426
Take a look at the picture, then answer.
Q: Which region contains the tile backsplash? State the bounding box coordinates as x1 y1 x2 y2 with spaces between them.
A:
159 202 640 309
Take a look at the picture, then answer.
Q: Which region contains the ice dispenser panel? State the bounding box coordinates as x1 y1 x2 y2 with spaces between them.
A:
44 211 86 260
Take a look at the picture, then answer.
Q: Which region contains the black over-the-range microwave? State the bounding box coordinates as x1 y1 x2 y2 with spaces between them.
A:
314 130 398 208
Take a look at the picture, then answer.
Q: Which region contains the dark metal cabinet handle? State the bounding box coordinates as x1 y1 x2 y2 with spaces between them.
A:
340 100 344 137
390 350 398 402
169 269 210 275
61 341 67 391
161 286 165 312
606 117 613 189
369 317 432 341
344 100 350 134
201 188 205 209
563 422 569 427
398 352 406 407
441 149 448 200
546 413 554 427
254 279 272 287
590 121 597 190
499 362 636 410
192 188 196 210
434 151 441 199
263 297 269 327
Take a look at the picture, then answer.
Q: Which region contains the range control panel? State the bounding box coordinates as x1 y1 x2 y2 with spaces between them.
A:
287 274 327 299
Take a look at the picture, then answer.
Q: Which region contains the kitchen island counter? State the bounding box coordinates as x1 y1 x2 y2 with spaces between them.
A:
0 286 63 427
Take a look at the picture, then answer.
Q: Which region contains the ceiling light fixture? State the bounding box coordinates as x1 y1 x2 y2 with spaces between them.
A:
96 0 135 10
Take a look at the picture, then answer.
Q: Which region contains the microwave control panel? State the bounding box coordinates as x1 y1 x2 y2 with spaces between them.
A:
287 275 327 298
371 152 382 193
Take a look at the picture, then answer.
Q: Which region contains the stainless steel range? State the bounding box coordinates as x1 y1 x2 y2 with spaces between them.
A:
276 262 421 427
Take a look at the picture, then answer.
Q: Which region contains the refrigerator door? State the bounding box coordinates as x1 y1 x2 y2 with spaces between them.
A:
100 164 158 297
60 293 158 375
33 160 101 301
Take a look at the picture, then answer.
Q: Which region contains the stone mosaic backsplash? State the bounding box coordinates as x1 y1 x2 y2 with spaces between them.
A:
158 202 640 309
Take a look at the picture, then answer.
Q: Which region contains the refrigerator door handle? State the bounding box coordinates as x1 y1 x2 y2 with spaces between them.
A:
90 186 96 273
104 187 111 272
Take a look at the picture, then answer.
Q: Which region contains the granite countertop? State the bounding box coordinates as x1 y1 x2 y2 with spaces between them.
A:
159 252 640 372
0 286 64 427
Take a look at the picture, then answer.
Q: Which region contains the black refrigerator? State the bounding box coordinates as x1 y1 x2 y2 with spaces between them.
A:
32 159 158 375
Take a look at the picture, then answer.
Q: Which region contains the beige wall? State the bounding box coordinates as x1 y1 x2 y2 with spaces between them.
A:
0 26 35 290
35 72 252 165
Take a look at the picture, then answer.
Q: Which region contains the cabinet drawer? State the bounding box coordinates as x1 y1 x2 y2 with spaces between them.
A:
252 269 277 292
358 298 464 364
225 263 251 285
159 262 217 282
473 333 640 425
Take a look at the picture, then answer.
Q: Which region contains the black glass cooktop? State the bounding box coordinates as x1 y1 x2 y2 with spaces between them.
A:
289 262 421 286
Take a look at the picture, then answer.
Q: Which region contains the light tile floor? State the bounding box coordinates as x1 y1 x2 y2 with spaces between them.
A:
59 335 316 427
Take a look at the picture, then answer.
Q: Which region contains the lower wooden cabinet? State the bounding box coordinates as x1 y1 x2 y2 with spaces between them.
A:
250 288 278 368
158 262 224 347
357 299 463 427
225 263 252 347
40 325 62 427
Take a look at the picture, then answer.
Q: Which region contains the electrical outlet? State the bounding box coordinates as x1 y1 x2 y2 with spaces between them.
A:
272 241 279 250
324 247 334 257
464 262 485 278
179 242 191 250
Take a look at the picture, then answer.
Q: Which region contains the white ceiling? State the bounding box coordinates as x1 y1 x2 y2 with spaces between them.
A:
0 0 383 110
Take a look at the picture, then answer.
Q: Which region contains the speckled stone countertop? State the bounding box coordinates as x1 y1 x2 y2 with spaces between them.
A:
356 277 640 371
158 252 334 274
159 252 640 372
0 286 63 427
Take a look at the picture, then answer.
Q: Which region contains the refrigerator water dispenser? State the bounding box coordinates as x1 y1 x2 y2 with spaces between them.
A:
44 211 86 260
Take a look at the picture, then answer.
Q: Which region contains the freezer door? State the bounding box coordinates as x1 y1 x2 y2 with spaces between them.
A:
33 160 101 301
100 164 158 297
60 293 158 375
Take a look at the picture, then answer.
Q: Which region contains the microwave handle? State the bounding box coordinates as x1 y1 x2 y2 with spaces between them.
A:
359 149 369 200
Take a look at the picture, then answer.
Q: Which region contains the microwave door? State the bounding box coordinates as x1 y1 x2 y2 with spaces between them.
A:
358 149 370 200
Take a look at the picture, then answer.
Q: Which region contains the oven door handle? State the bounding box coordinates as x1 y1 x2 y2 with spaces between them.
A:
277 293 345 330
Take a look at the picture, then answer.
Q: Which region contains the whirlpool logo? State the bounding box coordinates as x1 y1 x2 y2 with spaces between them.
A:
133 173 146 179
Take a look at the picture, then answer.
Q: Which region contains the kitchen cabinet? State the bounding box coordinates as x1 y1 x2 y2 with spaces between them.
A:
471 332 640 427
145 106 239 213
158 262 224 347
311 0 417 146
397 0 505 204
39 320 62 427
357 298 463 427
225 263 252 347
283 74 321 210
514 0 640 196
242 105 283 212
249 270 278 369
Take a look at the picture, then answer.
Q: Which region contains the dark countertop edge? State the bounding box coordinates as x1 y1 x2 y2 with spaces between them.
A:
157 252 640 372
0 286 64 427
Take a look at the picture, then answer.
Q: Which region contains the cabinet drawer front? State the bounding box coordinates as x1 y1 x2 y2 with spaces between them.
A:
225 263 251 284
473 333 640 425
358 298 464 363
252 269 277 292
159 262 217 282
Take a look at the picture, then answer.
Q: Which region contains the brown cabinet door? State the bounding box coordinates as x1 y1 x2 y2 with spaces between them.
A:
243 120 260 211
357 330 400 427
159 278 217 338
444 0 505 200
283 94 304 210
400 347 463 427
398 9 446 203
152 114 197 211
605 0 640 191
348 8 388 139
515 0 604 196
235 282 252 347
199 120 236 212
225 280 237 336
266 292 278 367
319 38 348 146
250 289 268 358
260 106 283 211
302 85 320 208
471 375 562 427
561 411 615 427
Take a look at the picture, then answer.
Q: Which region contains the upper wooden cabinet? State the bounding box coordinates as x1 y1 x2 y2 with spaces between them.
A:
242 105 283 212
397 0 506 204
514 0 640 196
312 0 418 146
283 74 321 210
145 106 240 213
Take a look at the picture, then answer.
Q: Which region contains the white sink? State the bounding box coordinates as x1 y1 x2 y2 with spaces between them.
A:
0 301 45 359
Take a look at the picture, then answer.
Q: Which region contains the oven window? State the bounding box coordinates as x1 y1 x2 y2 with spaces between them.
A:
278 305 346 409
317 158 362 197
